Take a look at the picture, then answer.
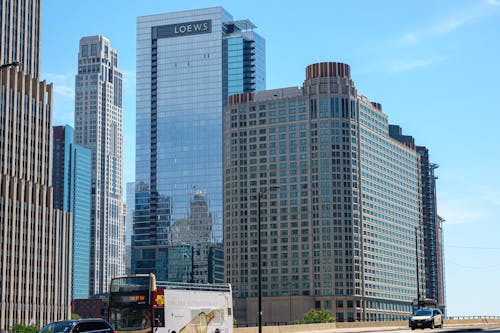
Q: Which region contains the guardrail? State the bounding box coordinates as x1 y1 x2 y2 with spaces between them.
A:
236 316 500 327
446 316 500 320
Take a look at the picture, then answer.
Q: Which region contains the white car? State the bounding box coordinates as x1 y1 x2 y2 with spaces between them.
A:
409 308 444 330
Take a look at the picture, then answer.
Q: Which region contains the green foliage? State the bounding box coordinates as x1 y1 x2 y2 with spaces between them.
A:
71 313 81 320
297 309 335 324
10 324 39 333
233 318 238 328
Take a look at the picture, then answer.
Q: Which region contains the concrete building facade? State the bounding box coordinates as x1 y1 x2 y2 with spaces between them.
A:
0 0 41 78
389 125 445 310
224 62 424 324
74 36 125 295
133 7 265 282
1 0 72 330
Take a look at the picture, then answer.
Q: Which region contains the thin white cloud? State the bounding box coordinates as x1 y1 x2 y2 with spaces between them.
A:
42 72 75 99
54 84 75 99
399 4 497 46
439 199 491 225
400 33 420 45
43 73 67 82
42 72 75 126
476 186 500 205
433 13 481 35
391 56 446 73
439 183 500 225
485 0 500 6
122 69 136 90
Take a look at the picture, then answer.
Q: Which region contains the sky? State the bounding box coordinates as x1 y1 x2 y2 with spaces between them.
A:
41 0 500 317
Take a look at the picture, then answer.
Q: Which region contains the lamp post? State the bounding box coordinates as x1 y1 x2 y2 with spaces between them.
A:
415 226 421 309
258 185 279 333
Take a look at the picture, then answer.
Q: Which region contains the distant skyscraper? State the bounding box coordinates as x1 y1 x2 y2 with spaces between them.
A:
74 36 125 295
1 0 72 329
416 146 445 307
389 126 446 309
224 62 424 323
125 182 135 274
133 7 265 281
53 125 92 300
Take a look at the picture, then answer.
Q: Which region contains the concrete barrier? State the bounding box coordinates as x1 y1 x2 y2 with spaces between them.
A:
234 318 500 333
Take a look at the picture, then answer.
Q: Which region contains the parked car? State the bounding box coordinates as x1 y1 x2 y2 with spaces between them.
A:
38 319 115 333
409 308 444 330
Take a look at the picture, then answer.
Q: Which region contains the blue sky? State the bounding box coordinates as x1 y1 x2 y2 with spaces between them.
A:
41 0 500 316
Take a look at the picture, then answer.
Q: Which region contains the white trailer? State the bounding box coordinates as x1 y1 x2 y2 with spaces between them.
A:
158 282 233 333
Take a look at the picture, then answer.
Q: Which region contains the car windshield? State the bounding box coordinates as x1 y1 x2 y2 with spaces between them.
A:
415 310 432 316
39 322 73 333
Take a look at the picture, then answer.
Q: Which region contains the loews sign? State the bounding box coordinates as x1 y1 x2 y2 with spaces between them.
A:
155 20 212 39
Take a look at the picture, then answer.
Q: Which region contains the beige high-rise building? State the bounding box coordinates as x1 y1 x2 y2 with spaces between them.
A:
0 0 72 331
0 0 42 78
224 62 424 324
74 36 125 295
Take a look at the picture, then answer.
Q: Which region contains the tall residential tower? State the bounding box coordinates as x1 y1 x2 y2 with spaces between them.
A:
224 62 425 324
1 0 72 330
133 7 265 282
74 36 125 295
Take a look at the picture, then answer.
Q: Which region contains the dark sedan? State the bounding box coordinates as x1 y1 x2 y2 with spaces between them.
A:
38 319 115 333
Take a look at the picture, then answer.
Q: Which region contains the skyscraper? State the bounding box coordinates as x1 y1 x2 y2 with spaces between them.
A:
389 125 446 309
224 62 425 323
416 146 445 308
53 125 92 300
0 0 41 78
74 36 125 295
133 7 265 281
125 182 135 273
1 0 72 330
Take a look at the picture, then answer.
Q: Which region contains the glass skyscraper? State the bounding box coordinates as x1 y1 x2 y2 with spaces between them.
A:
133 7 265 282
125 182 135 273
53 125 92 300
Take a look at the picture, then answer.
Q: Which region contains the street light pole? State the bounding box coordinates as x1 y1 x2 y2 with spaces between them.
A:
258 185 279 333
258 191 262 333
415 227 421 309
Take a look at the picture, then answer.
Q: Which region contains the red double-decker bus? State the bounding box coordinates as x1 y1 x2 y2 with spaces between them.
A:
108 274 233 333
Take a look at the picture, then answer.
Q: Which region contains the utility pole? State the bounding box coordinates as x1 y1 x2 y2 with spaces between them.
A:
415 227 421 309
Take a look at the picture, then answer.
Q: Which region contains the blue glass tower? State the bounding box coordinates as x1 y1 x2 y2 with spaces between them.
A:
134 7 265 282
225 20 265 97
53 125 92 299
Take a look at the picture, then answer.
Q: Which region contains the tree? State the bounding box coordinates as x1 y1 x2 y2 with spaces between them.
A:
10 324 39 333
298 309 335 324
71 313 81 320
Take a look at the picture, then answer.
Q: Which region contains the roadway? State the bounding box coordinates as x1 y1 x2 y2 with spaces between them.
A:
234 322 500 333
